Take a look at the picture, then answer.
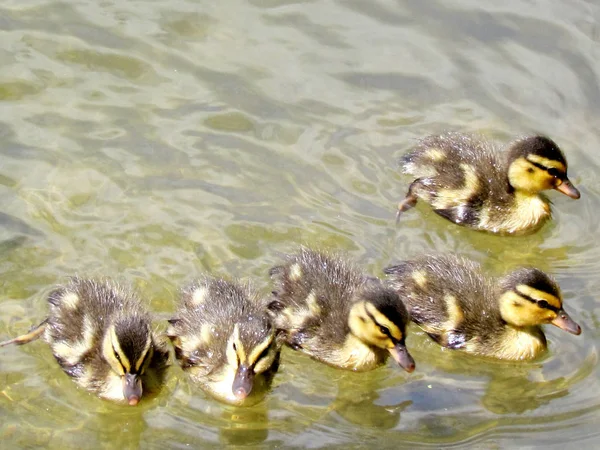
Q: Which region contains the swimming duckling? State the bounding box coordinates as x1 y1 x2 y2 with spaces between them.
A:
396 133 580 234
268 247 415 372
167 277 281 406
0 278 169 405
384 255 581 360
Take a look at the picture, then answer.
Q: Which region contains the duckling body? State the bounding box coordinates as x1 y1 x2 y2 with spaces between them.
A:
384 255 581 360
397 133 580 234
1 278 169 405
268 248 415 372
167 277 281 406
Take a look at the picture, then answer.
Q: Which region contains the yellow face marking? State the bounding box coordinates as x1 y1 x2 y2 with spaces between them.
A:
499 291 556 327
110 327 131 373
134 334 153 372
306 290 321 315
411 270 427 288
60 292 80 310
232 324 246 364
526 154 566 171
247 333 274 367
364 302 402 341
515 285 562 309
508 158 556 194
191 286 209 305
289 263 303 281
425 148 446 162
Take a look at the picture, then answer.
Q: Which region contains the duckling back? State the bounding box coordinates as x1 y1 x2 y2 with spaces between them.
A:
384 255 582 360
16 278 169 404
397 133 569 233
168 277 280 406
268 247 367 351
384 255 508 350
269 248 414 372
400 133 518 229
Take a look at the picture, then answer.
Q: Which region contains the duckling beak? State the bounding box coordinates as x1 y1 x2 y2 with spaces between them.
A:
555 178 580 199
232 364 254 400
388 342 415 373
123 373 143 406
551 309 582 335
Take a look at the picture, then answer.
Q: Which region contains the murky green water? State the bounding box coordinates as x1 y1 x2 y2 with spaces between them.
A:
1 0 600 448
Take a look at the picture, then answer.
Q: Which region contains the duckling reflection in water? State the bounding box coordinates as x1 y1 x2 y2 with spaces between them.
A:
396 133 580 234
0 278 170 405
167 277 281 406
268 247 415 372
385 255 581 360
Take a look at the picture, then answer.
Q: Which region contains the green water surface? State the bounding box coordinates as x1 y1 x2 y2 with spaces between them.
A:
1 0 600 448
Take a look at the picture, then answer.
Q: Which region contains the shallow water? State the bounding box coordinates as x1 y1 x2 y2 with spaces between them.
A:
1 0 600 448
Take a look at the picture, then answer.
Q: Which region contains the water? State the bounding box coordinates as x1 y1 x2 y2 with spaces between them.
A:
1 0 599 448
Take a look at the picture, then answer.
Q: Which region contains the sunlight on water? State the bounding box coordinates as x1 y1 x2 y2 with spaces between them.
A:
1 0 600 448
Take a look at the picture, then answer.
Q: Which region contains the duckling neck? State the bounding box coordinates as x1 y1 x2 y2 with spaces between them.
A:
492 325 547 360
481 190 550 234
332 333 386 371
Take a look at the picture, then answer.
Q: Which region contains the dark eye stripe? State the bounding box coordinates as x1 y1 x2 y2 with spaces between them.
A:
514 290 560 312
112 345 126 371
134 348 152 374
526 159 564 176
365 309 396 341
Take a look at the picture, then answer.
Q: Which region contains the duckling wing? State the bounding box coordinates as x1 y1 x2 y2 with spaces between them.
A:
268 250 359 348
385 255 498 347
401 134 508 223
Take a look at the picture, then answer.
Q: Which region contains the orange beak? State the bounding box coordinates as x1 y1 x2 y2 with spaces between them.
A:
551 309 582 335
388 342 415 373
555 178 580 199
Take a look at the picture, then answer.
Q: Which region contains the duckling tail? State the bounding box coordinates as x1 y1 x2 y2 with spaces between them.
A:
0 319 47 347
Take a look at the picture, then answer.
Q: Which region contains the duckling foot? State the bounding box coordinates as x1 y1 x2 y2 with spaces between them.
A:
396 180 421 224
396 195 417 224
0 319 47 347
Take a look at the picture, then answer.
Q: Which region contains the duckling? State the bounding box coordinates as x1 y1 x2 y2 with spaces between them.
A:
0 278 170 405
396 133 580 234
268 247 415 372
167 277 281 406
384 255 581 360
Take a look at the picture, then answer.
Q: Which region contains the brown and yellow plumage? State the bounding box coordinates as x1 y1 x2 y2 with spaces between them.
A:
1 278 170 405
397 133 580 234
167 277 281 406
384 255 581 360
268 247 415 372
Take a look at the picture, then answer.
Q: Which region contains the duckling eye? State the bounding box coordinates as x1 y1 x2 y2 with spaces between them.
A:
379 325 390 336
538 300 549 309
547 168 561 178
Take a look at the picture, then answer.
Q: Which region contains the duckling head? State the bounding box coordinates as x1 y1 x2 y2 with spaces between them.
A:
506 136 580 199
498 268 581 335
348 284 415 372
101 316 155 406
225 321 279 401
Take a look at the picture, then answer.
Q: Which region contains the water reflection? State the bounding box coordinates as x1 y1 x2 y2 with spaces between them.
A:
332 371 412 429
2 0 600 447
